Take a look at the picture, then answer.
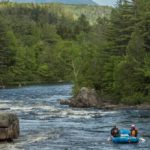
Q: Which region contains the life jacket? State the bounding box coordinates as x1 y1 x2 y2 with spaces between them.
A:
131 128 138 137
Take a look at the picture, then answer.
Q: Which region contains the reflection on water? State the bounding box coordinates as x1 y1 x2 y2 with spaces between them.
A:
0 84 150 150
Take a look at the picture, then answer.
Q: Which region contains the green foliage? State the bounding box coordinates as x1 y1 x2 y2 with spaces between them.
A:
105 0 150 104
73 0 150 104
0 1 149 105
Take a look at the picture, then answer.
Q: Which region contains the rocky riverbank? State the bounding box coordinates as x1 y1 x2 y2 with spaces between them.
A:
60 87 150 110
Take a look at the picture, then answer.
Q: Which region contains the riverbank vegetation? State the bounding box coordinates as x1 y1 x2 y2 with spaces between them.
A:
0 0 150 105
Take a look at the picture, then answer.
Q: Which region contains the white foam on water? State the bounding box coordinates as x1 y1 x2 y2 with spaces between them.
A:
11 106 34 111
0 99 12 103
26 134 49 143
100 111 118 116
0 132 53 150
0 98 118 121
68 115 92 119
0 143 24 150
38 105 58 111
49 108 118 119
0 103 10 109
16 130 61 148
7 104 58 113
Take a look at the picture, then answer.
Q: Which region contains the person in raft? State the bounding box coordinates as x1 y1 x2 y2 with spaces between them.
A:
130 124 138 137
111 126 120 137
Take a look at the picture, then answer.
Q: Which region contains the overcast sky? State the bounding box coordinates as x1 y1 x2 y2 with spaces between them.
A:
93 0 118 6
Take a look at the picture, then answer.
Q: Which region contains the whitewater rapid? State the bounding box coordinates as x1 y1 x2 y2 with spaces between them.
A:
0 84 149 150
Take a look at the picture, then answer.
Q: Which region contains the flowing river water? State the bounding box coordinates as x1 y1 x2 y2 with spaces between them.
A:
0 84 149 150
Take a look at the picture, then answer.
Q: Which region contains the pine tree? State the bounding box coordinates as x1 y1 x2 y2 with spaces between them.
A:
107 0 137 56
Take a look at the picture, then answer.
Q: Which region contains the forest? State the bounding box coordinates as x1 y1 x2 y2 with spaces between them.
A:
0 0 150 105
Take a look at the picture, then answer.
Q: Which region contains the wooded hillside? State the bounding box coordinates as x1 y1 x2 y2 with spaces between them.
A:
0 1 150 105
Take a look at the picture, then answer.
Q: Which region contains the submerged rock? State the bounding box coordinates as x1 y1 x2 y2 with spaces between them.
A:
0 113 20 141
60 87 102 108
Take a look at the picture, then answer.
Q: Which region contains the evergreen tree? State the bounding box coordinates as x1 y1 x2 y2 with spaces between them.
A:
107 0 137 56
75 14 91 34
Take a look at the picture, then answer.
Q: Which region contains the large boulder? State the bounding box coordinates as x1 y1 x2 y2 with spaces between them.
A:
0 113 20 141
69 87 102 108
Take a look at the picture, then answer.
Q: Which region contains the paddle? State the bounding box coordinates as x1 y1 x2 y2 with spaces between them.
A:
139 137 146 143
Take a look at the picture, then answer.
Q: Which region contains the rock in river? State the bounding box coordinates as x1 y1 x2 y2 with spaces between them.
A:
60 87 102 108
0 113 20 141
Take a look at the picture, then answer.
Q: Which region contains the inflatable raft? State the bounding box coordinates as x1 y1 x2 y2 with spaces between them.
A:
112 129 139 143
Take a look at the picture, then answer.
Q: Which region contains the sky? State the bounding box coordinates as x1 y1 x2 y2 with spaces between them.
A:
93 0 118 6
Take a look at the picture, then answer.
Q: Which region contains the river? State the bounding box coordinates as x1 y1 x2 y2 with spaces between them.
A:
0 84 149 150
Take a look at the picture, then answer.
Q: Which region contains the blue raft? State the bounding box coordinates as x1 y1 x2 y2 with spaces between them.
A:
112 129 139 144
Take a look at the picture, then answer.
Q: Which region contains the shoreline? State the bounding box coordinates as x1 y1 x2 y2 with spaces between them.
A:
0 81 71 89
60 100 150 110
60 87 150 110
97 103 150 110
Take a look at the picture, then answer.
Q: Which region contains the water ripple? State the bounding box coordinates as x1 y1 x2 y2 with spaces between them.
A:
0 84 149 150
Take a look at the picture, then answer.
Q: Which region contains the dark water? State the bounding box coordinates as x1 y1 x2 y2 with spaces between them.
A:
0 84 149 150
